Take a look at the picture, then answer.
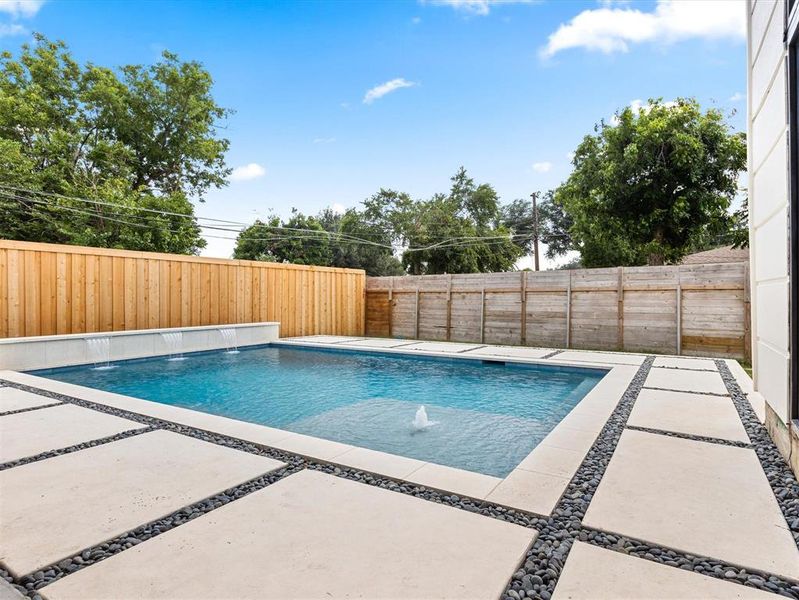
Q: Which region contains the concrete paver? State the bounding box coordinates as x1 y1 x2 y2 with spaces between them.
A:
644 368 729 395
583 430 799 580
44 469 535 600
553 542 778 599
628 388 750 443
0 387 58 413
0 430 284 577
0 404 146 463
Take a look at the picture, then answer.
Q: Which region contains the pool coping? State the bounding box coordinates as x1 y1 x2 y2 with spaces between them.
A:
0 338 643 516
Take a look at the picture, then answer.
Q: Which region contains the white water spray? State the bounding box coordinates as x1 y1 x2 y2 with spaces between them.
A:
161 331 186 361
218 328 239 353
86 337 115 370
412 405 438 431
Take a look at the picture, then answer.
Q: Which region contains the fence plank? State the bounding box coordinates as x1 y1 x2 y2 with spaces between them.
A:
365 262 750 359
0 240 365 339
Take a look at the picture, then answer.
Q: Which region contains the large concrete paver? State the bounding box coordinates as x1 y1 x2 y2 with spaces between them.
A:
0 430 284 577
553 541 778 599
583 430 799 580
644 368 728 395
43 469 535 600
628 389 750 443
342 338 419 348
0 387 58 413
0 404 146 463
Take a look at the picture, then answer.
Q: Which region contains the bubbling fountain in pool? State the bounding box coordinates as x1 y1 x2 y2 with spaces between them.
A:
411 405 438 431
218 328 239 353
161 331 186 361
86 336 115 370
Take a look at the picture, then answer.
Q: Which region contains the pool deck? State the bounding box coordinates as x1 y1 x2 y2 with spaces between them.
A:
0 336 796 599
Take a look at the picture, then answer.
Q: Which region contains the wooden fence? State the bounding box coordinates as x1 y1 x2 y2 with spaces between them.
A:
0 240 365 339
366 263 751 359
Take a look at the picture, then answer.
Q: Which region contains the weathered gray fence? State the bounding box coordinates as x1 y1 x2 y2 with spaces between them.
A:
365 263 750 359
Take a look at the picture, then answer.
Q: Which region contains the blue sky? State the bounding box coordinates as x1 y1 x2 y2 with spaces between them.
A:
0 0 747 266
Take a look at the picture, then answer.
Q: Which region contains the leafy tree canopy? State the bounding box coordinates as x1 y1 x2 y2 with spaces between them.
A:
554 98 746 267
0 34 230 254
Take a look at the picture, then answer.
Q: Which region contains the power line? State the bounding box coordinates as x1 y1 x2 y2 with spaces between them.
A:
1 191 537 252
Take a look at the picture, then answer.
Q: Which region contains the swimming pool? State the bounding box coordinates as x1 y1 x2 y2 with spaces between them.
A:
33 345 606 477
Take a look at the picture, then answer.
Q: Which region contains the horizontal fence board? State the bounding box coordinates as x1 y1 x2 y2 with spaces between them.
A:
0 240 365 339
365 263 749 359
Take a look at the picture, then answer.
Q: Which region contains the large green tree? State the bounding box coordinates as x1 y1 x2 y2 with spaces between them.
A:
0 34 230 254
233 212 333 266
555 98 746 267
502 190 575 262
364 168 523 274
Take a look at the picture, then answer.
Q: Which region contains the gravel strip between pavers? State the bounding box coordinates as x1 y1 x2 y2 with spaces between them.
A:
624 424 752 449
0 402 64 417
0 427 155 471
501 358 799 600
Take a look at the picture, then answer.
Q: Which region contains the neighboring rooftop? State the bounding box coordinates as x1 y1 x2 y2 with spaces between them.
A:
681 245 749 265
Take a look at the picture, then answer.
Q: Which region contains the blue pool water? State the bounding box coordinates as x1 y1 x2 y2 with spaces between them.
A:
33 345 606 477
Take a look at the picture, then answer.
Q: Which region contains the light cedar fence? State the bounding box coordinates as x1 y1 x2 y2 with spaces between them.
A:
366 263 751 360
0 240 365 339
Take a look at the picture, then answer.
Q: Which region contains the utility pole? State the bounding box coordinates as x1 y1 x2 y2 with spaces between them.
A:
531 191 540 271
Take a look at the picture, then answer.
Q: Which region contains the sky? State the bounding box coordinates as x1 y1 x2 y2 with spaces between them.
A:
0 0 748 268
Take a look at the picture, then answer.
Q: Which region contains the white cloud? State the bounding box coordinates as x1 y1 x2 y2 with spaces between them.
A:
0 0 44 18
230 163 266 182
423 0 535 16
363 78 417 104
313 137 336 144
0 22 24 36
331 202 346 215
411 16 422 24
541 0 745 58
729 91 744 102
532 161 552 173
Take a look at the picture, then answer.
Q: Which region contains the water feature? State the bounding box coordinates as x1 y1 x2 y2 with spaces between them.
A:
85 336 114 370
219 328 239 354
411 405 438 431
160 331 186 361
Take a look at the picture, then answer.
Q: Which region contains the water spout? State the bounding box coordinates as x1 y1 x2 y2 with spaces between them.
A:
86 336 114 370
411 405 437 431
218 328 239 354
161 331 186 361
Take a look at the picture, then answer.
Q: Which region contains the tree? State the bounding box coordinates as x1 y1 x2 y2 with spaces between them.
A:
233 212 332 266
364 168 522 274
318 208 404 276
0 34 231 254
555 98 746 267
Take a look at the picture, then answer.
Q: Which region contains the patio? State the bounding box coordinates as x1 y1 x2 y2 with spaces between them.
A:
1 337 796 600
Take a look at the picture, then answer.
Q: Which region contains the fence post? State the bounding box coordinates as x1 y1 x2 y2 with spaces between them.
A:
480 287 486 344
565 271 572 348
676 280 682 356
446 274 452 341
387 277 393 338
617 266 624 350
520 271 527 346
414 287 420 340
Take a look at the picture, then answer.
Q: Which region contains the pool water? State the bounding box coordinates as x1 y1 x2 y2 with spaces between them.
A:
33 345 606 477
